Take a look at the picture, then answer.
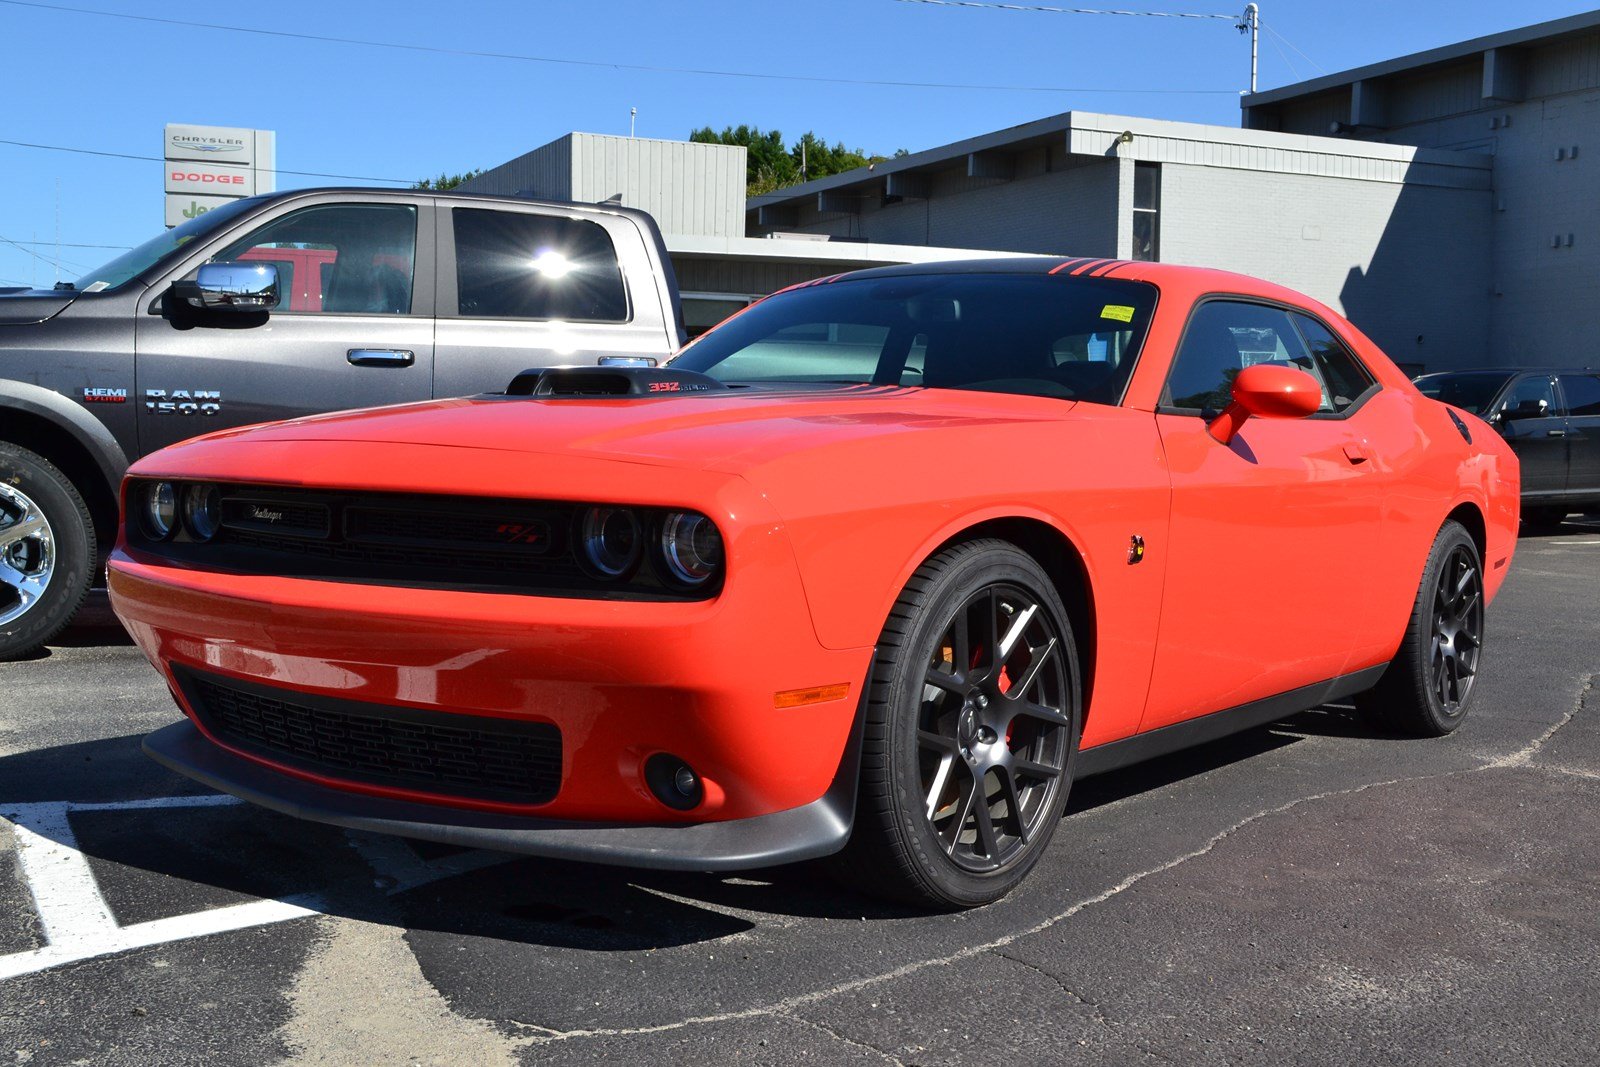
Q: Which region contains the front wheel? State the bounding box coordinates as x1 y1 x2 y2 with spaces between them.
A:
1357 520 1485 737
0 443 96 660
842 540 1081 908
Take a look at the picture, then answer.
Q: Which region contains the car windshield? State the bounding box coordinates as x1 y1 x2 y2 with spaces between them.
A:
72 197 261 292
670 272 1159 405
1413 371 1514 415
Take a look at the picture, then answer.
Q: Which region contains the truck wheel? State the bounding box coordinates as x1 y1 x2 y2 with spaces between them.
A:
0 443 96 660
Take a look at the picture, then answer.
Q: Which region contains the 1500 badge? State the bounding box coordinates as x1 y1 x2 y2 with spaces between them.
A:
145 388 221 415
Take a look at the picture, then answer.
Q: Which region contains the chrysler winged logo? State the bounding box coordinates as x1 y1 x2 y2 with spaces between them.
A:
249 505 284 524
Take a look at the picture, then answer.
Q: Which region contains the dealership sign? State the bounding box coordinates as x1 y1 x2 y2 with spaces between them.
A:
163 123 275 227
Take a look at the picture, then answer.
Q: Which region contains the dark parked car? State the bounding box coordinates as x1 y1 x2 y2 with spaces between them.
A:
1413 368 1600 527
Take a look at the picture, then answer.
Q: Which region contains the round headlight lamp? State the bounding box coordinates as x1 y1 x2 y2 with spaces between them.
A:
138 481 178 541
182 483 223 542
578 506 642 578
658 511 723 588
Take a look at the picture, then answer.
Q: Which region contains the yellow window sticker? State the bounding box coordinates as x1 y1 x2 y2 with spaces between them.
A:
1101 304 1135 323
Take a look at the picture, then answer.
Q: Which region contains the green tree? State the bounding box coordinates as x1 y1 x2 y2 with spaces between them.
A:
413 168 486 191
690 126 901 195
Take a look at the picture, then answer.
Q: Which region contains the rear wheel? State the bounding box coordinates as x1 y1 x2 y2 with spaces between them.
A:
842 540 1080 908
1357 520 1484 737
0 444 95 660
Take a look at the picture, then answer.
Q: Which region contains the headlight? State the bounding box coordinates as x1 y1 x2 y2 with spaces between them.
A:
657 511 722 588
182 483 222 542
577 506 641 578
138 481 178 541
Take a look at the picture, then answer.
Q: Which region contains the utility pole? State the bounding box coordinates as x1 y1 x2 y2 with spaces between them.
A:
1238 4 1260 95
630 107 637 138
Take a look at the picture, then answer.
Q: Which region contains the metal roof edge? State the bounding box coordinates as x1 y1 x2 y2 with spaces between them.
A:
1240 9 1600 109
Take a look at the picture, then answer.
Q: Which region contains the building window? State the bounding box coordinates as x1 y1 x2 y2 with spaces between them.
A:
1132 162 1161 262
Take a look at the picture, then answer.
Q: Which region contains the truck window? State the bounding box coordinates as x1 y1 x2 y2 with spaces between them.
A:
452 208 628 322
211 204 417 315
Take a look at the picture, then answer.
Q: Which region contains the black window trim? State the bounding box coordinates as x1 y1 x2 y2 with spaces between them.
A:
1155 292 1383 421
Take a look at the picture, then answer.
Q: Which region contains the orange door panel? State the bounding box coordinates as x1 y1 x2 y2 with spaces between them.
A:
1140 412 1383 731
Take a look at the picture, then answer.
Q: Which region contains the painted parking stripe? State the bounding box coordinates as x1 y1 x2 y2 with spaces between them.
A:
0 794 514 981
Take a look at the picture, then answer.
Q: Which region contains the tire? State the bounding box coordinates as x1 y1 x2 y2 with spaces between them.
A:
840 539 1081 909
0 443 96 660
1356 520 1485 737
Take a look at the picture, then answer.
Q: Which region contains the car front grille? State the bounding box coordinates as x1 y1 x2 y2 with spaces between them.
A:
127 484 707 600
175 666 562 806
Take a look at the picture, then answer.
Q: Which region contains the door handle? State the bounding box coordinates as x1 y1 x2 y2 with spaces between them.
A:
347 349 414 367
1546 428 1568 437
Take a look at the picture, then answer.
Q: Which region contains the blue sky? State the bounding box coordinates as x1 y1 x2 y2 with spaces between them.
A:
1 0 1595 288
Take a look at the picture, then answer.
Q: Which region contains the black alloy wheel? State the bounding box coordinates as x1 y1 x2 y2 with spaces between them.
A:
918 583 1073 873
1357 519 1486 737
1429 541 1484 717
842 539 1081 908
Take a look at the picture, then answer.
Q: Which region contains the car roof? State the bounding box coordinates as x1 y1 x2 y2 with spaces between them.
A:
234 186 661 230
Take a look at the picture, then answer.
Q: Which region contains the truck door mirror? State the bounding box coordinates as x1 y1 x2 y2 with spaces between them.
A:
186 262 280 312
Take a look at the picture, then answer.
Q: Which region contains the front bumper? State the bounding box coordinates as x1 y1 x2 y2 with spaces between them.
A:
144 718 857 870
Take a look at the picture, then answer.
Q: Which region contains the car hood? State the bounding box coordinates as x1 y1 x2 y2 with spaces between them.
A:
0 289 78 325
177 385 1078 476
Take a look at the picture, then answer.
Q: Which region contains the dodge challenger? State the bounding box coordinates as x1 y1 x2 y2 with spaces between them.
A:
108 258 1519 907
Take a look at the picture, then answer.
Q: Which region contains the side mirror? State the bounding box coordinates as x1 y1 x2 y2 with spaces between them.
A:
1207 363 1322 444
187 262 279 311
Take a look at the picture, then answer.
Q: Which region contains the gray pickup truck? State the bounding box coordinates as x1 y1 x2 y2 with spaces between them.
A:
0 187 687 658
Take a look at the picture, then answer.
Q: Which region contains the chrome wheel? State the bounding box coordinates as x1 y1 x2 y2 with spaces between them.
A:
0 481 55 627
1430 542 1483 716
918 583 1072 873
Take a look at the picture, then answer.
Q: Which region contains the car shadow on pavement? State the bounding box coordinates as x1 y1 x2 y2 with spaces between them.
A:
0 706 1362 952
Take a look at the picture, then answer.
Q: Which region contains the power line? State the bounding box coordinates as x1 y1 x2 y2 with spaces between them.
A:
894 1 1236 19
0 0 1237 95
2 240 132 250
0 137 413 184
1263 21 1325 75
0 234 90 274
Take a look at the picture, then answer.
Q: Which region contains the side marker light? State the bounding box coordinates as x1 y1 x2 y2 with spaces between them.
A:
774 683 851 709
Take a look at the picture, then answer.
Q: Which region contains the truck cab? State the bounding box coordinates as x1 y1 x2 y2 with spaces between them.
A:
0 188 686 658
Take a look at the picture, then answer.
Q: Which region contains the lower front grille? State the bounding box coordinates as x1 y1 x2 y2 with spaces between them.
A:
174 666 562 806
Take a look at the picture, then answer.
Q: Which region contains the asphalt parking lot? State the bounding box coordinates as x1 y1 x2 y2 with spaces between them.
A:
3 519 1598 1067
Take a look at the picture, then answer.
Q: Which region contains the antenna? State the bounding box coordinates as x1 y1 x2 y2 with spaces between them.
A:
1238 4 1260 94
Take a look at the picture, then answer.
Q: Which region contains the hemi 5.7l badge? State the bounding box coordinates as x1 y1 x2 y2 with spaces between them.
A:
145 388 222 415
82 387 128 404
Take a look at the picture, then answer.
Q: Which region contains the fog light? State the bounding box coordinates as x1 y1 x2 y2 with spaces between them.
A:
644 753 704 811
138 481 177 541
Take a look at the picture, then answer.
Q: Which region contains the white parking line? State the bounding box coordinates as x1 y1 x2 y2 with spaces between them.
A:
0 794 513 981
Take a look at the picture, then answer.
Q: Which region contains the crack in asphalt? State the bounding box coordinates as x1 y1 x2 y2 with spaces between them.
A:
778 1011 909 1065
502 672 1599 1047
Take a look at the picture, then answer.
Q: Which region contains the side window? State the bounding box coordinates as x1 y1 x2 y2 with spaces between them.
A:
1559 373 1600 416
452 208 628 322
211 204 417 315
1165 301 1312 412
1501 376 1557 420
1293 313 1376 412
